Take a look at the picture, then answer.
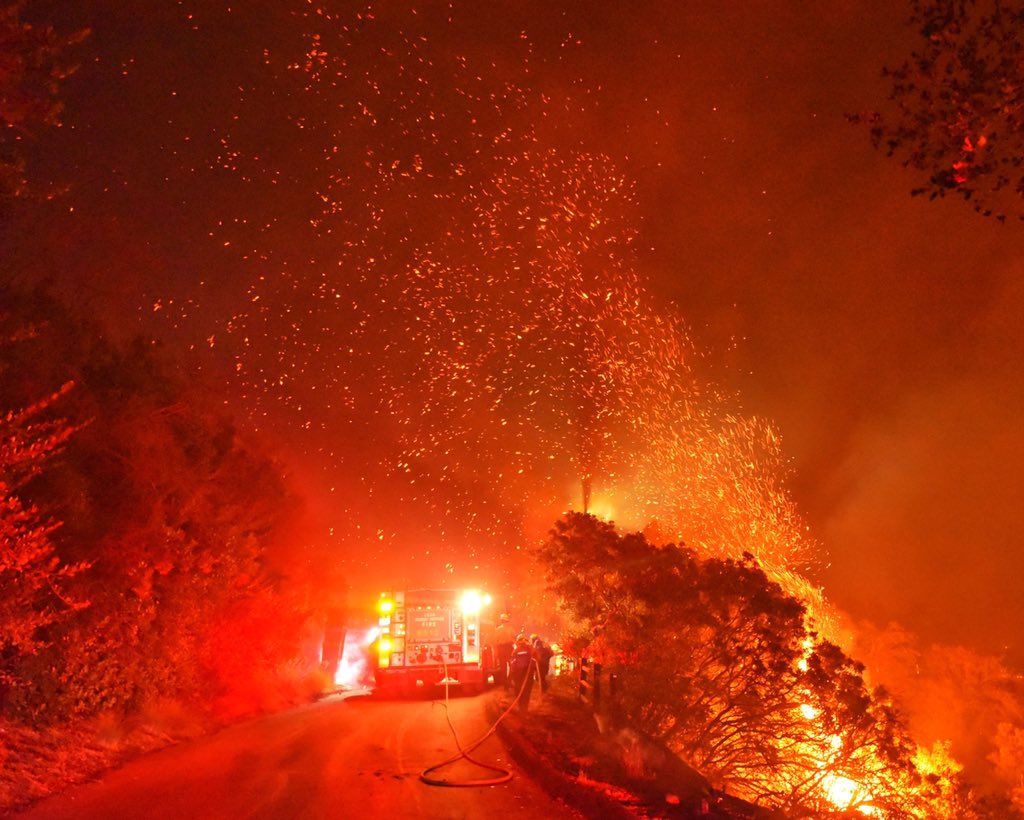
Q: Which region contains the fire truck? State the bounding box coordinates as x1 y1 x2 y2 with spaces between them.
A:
372 588 495 692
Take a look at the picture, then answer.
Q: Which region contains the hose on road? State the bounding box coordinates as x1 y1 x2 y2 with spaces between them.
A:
419 658 538 788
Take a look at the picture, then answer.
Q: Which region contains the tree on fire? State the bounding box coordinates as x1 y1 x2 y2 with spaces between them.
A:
0 282 327 722
536 513 966 817
854 0 1024 221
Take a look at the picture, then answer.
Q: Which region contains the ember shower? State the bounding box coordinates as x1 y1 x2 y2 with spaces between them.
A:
198 1 816 601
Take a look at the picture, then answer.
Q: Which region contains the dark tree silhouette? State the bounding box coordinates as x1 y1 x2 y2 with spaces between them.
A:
855 0 1024 220
0 1 87 201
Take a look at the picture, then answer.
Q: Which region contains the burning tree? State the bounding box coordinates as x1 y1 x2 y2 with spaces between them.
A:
537 513 964 817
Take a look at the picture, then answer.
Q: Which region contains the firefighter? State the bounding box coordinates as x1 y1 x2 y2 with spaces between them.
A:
509 633 537 711
531 634 554 693
494 613 514 688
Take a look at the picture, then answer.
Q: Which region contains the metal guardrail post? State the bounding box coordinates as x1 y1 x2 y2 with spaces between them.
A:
577 657 603 709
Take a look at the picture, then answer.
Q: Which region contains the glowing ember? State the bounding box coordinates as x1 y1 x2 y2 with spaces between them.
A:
190 1 818 605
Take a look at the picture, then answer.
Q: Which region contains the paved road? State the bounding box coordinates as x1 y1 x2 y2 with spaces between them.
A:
14 689 583 819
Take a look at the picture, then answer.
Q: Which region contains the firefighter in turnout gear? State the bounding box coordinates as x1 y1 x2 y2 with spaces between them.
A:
509 634 537 711
494 613 514 688
531 634 554 693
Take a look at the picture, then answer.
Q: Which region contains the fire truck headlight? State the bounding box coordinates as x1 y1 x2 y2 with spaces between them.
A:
377 596 394 615
460 590 484 614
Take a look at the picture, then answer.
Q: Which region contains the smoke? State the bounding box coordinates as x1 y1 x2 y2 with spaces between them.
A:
821 275 1024 668
850 619 1024 796
334 628 378 690
813 276 1024 801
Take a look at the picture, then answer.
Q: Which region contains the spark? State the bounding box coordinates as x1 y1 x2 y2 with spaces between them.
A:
186 0 821 596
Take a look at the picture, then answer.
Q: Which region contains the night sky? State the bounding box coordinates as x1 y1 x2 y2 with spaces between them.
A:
9 1 1023 667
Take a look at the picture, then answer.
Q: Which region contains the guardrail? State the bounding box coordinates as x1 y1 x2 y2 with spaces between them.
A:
578 657 615 710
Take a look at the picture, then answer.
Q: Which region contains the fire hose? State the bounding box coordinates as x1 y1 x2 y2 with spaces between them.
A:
418 655 539 788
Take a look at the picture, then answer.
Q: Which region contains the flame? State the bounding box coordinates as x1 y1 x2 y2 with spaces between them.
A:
796 639 880 815
584 497 616 523
823 774 877 816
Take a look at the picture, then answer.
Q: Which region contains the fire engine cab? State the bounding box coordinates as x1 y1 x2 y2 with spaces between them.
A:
373 588 494 692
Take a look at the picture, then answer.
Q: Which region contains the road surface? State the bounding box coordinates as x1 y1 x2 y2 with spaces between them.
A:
14 689 583 819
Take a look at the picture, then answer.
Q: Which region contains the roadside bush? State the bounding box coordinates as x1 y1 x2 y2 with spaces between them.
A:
0 282 326 724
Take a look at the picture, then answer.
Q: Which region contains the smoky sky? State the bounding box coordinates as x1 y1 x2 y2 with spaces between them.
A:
11 0 1024 666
